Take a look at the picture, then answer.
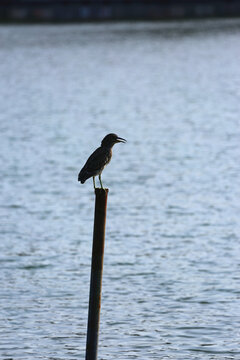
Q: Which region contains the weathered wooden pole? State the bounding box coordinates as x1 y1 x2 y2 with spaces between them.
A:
85 188 108 360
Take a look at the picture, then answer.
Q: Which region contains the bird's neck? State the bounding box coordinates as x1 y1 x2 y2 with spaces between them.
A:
101 144 114 150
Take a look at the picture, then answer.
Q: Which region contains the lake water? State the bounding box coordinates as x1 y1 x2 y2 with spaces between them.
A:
0 19 240 360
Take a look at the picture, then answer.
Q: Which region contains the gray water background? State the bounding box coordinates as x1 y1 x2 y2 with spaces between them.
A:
0 19 240 359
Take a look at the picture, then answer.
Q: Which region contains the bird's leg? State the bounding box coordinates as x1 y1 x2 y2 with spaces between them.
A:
93 176 96 189
99 174 103 189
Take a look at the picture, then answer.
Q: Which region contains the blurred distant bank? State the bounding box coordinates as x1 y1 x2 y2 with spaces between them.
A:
1 0 240 22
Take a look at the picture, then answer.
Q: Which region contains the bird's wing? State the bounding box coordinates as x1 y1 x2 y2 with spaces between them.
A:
78 147 111 183
84 147 110 171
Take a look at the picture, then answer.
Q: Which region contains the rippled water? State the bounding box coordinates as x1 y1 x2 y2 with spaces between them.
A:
0 19 240 359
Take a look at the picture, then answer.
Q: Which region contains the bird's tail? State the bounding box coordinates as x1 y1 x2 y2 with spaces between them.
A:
78 170 87 184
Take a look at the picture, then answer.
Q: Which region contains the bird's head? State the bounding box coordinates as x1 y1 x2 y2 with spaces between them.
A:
101 133 126 148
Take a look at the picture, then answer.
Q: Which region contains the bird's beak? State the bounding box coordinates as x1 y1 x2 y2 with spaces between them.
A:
116 137 126 143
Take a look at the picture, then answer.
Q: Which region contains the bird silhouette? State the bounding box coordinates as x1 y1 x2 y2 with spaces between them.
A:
78 133 126 189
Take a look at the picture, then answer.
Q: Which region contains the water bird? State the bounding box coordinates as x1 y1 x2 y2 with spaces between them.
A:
78 133 126 189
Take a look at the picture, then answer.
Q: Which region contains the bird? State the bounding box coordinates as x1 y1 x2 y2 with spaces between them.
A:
78 133 126 189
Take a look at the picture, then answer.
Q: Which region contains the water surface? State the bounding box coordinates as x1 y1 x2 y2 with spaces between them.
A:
0 19 240 359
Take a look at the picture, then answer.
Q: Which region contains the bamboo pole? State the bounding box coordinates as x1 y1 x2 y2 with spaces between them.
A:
85 188 108 360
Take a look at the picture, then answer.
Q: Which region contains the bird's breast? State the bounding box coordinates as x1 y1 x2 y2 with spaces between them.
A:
105 149 112 164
